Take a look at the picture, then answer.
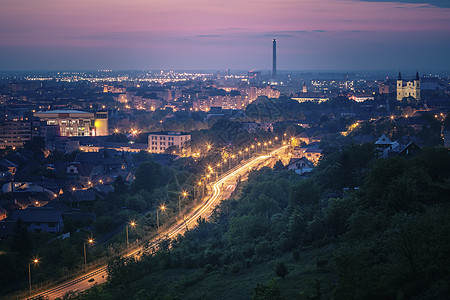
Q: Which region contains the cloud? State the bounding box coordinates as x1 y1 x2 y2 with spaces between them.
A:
196 34 223 38
358 0 450 8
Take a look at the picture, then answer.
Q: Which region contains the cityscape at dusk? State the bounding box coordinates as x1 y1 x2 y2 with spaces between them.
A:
0 0 450 299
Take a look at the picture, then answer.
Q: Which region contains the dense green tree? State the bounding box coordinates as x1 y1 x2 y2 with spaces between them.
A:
131 161 171 193
253 279 284 300
275 261 289 278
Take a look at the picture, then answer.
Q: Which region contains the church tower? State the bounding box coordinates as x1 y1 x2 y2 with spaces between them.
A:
414 70 421 100
396 71 403 100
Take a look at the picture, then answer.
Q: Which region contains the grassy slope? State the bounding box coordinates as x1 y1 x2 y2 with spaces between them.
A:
106 245 337 300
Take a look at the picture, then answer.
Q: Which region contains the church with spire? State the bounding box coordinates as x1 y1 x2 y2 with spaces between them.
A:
397 71 421 101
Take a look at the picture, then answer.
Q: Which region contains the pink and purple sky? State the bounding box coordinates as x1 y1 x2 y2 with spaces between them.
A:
0 0 449 71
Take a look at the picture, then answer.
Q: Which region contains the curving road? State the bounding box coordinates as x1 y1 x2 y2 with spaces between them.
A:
28 145 287 299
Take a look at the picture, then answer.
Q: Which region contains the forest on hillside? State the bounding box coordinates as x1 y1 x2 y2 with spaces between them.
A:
67 145 450 300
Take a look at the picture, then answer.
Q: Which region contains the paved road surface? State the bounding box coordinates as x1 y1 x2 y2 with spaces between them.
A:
28 145 287 299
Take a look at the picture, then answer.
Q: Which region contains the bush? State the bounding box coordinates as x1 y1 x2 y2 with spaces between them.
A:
275 261 289 278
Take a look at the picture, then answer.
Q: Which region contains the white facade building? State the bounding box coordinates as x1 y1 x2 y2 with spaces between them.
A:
148 131 191 154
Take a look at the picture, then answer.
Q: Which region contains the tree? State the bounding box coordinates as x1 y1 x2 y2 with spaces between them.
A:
131 161 170 193
11 218 32 258
275 261 289 278
113 176 128 195
273 160 284 170
289 180 321 207
253 279 284 300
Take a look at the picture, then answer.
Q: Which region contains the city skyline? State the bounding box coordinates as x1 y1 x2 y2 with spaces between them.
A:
1 0 450 71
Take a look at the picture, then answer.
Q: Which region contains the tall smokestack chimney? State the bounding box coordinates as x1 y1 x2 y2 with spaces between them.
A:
272 39 277 79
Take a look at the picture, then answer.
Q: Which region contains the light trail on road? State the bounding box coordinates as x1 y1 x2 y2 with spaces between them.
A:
28 145 287 299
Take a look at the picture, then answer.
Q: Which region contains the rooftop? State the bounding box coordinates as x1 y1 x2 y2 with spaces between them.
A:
12 207 62 223
35 109 91 114
148 131 190 136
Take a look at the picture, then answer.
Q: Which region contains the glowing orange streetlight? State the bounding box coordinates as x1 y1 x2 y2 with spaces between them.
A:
28 258 39 292
157 205 166 231
84 238 94 269
179 191 188 214
126 221 136 247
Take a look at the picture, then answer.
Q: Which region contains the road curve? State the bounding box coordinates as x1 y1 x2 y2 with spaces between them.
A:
28 145 287 299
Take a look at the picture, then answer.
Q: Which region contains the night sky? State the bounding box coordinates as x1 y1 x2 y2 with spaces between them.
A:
1 0 449 71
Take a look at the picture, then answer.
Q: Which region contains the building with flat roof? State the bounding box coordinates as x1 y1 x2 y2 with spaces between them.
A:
148 131 191 154
11 207 63 234
0 114 43 149
34 110 108 137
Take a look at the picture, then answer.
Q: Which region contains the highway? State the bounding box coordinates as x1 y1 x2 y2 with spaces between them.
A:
28 145 287 299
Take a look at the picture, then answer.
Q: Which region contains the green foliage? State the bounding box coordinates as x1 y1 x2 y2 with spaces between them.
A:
54 145 450 300
112 176 128 195
275 261 289 278
131 160 173 193
289 179 321 207
253 279 284 300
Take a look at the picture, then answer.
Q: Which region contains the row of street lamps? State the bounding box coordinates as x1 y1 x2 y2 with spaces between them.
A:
200 136 287 186
27 135 291 294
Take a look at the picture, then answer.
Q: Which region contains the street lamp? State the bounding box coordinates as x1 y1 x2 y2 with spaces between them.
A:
197 181 202 199
126 221 136 247
84 238 94 269
157 205 166 231
28 258 39 293
216 163 221 174
179 191 187 214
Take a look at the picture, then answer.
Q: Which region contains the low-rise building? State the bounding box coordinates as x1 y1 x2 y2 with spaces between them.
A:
285 157 314 175
293 147 323 164
148 131 191 154
11 207 64 234
34 110 108 137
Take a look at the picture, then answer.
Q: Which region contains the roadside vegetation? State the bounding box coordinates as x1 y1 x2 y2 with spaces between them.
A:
67 145 450 299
